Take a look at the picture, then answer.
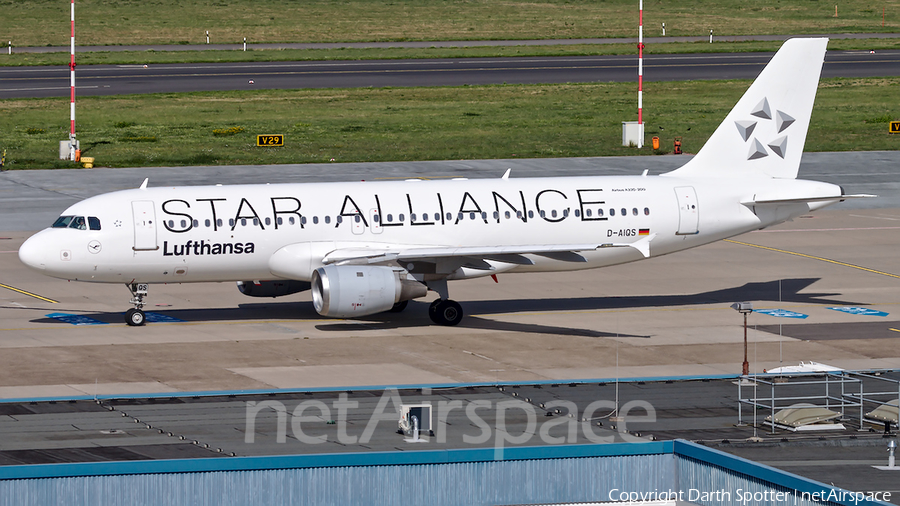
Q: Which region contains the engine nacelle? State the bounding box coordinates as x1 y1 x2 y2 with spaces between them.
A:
311 265 427 318
237 280 311 298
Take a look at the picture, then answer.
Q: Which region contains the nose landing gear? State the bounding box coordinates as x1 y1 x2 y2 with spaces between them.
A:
125 283 148 326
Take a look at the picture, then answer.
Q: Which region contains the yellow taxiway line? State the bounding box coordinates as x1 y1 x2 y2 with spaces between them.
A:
725 240 900 279
0 283 59 303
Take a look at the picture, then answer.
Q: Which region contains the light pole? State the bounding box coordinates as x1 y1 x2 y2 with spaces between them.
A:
731 302 753 376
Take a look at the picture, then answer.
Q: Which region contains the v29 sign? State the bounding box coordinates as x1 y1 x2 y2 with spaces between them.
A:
257 134 284 147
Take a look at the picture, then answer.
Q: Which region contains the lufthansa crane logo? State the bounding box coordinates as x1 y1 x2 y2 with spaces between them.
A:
734 97 795 161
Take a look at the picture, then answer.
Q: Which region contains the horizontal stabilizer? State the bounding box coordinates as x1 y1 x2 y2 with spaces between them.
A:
742 194 876 206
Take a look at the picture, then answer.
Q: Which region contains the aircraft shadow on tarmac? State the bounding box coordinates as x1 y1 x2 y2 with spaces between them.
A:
29 278 862 338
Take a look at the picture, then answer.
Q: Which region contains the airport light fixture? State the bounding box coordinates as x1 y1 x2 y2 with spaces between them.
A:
731 302 753 376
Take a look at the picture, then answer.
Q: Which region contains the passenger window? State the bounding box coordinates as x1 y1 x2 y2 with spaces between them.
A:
469 212 475 221
644 207 650 216
217 219 223 228
205 219 211 227
241 219 247 227
505 211 511 219
289 217 296 225
551 210 557 218
621 208 627 216
610 209 615 216
458 213 463 221
192 219 199 228
301 217 307 225
387 214 393 222
325 216 331 224
253 218 259 226
354 215 361 223
435 213 441 221
88 217 101 230
586 209 592 217
540 211 546 218
265 218 271 226
528 211 534 219
598 209 604 217
313 216 319 224
411 214 417 222
399 214 405 222
336 216 343 224
374 214 380 223
446 213 452 221
276 217 282 226
632 208 638 216
229 219 235 227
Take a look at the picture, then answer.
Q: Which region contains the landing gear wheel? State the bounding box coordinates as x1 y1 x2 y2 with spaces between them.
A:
428 299 463 326
389 300 409 313
125 308 146 326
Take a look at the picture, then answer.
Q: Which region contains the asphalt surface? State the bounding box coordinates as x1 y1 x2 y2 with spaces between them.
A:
2 50 898 99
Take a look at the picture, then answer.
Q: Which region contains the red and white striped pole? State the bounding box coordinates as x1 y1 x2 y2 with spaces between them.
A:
69 0 77 161
637 0 644 147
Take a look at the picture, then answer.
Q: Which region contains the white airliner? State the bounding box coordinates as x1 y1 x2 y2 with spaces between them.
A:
18 38 867 326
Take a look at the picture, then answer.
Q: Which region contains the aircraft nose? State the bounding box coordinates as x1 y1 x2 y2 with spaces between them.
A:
18 232 49 271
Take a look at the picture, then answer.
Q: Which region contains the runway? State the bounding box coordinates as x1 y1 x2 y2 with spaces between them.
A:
1 50 898 98
1 153 899 399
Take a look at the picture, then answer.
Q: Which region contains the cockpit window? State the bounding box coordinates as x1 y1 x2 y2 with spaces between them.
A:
70 217 87 230
51 216 92 230
52 216 74 228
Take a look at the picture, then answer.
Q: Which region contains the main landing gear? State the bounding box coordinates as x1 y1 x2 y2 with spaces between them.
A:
125 282 148 326
426 279 463 326
429 299 463 326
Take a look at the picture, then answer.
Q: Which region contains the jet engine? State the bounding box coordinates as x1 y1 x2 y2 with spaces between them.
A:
237 280 311 298
311 265 427 318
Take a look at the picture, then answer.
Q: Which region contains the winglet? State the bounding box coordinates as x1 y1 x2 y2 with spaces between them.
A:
502 168 511 180
139 178 149 190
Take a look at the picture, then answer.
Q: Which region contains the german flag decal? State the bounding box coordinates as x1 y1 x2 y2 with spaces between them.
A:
639 229 650 236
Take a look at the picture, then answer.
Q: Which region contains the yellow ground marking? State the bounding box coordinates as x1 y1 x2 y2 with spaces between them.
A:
0 283 58 303
725 240 900 279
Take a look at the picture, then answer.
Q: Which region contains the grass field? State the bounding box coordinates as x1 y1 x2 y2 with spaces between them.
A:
1 78 896 170
4 0 900 47
3 38 900 67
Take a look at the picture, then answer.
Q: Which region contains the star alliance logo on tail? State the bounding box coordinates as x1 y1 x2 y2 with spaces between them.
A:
734 97 795 161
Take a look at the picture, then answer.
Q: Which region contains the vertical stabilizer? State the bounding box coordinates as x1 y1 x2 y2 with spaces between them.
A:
664 38 828 180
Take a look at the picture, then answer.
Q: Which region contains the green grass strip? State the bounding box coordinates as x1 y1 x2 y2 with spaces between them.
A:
1 79 897 170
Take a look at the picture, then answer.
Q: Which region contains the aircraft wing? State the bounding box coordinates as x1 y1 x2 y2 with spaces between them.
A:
322 234 657 269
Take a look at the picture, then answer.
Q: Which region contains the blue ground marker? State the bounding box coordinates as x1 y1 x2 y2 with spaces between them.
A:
754 309 809 319
45 313 108 325
144 312 185 323
827 306 889 317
